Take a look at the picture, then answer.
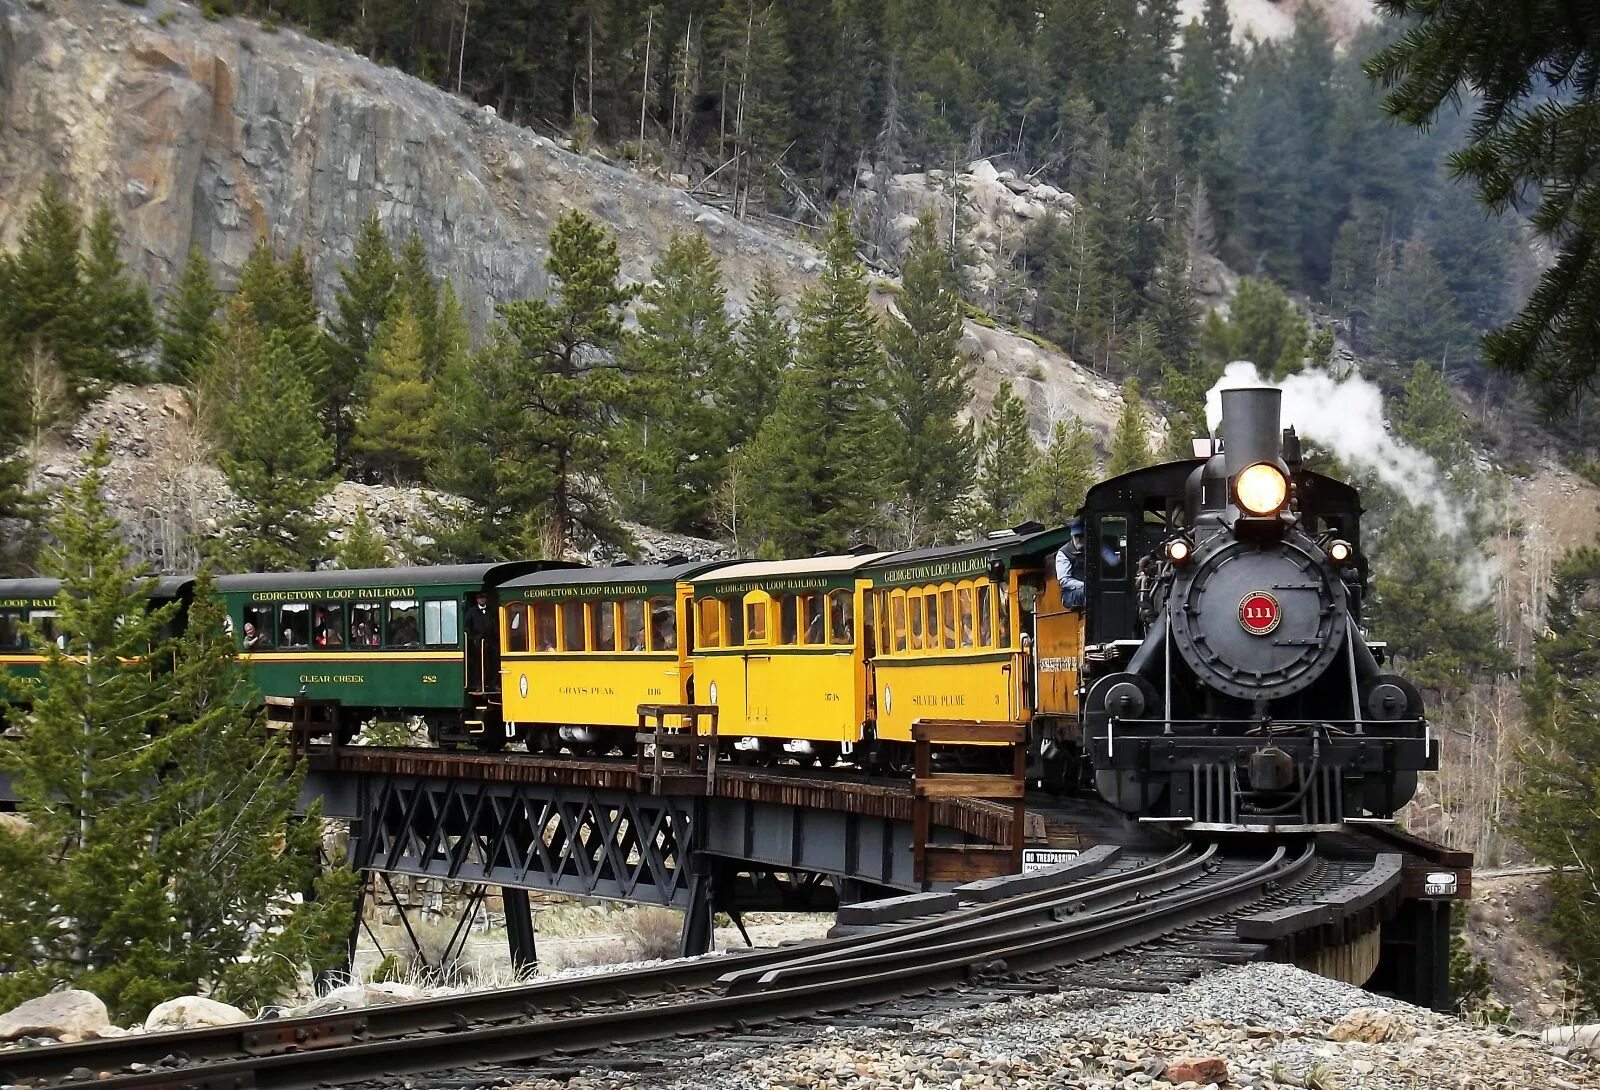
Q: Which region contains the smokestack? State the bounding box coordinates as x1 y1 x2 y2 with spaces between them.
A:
1221 387 1283 477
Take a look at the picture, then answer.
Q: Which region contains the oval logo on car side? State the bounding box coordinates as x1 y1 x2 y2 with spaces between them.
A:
1238 591 1281 636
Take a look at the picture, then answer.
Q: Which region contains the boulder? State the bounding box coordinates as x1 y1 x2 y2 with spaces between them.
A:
144 996 250 1033
1330 1007 1412 1044
0 990 110 1041
1164 1055 1228 1084
301 981 424 1013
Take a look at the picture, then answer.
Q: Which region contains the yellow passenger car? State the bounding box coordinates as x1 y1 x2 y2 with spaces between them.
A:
861 526 1080 767
686 554 888 763
498 561 731 753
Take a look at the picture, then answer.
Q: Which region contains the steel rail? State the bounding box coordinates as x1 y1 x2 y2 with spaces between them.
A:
16 845 1315 1090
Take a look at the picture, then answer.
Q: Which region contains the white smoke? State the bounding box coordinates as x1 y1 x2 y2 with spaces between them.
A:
1205 361 1467 539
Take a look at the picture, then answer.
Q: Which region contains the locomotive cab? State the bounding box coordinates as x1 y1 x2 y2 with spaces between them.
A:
1080 387 1436 831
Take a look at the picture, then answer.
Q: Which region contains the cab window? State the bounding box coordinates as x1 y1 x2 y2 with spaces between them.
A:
280 603 311 648
0 610 22 650
828 590 853 645
242 605 275 649
651 598 678 650
386 600 419 647
697 598 722 648
1098 516 1129 581
505 602 530 653
590 601 617 651
623 599 647 651
560 602 586 651
959 586 975 648
532 602 557 650
976 584 993 647
424 599 460 648
351 602 381 647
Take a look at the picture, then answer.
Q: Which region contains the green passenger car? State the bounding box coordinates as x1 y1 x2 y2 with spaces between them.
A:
215 562 562 745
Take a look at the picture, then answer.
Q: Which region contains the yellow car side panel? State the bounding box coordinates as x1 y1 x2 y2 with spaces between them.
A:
696 651 862 742
501 653 682 727
873 657 1019 743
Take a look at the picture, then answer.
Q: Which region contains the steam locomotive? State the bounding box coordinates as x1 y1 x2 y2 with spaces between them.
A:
1075 387 1434 830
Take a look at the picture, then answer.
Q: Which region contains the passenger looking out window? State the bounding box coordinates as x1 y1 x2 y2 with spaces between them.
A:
313 606 344 648
829 591 854 645
243 605 274 649
351 602 381 647
624 600 646 651
281 603 311 648
0 610 22 651
533 603 557 651
387 600 419 648
652 600 678 650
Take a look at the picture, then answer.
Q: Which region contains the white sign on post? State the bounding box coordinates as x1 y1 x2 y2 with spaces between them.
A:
1022 847 1080 874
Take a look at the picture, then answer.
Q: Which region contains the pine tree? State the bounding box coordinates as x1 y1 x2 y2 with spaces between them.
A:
725 272 790 448
1025 415 1096 524
1148 223 1201 364
0 180 86 388
1107 379 1154 475
436 210 638 554
1508 546 1600 1014
1199 277 1308 378
236 239 325 396
325 217 398 457
973 380 1034 528
1366 2 1600 411
1158 359 1218 460
352 300 436 483
744 208 892 556
160 244 223 383
884 212 976 544
336 507 392 569
0 451 352 1017
215 333 334 573
1371 234 1472 368
80 204 157 386
617 231 736 533
392 233 443 370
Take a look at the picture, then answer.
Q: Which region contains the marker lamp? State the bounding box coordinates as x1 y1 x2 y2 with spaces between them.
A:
1165 538 1193 564
1235 463 1288 516
1328 539 1353 564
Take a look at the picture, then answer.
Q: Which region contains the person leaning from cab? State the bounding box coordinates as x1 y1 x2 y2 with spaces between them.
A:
1055 517 1121 608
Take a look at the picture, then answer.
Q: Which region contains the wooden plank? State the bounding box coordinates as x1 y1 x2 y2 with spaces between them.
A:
914 775 1026 799
922 844 1016 883
911 719 1026 744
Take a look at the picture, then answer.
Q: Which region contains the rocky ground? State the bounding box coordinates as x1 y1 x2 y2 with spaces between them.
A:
509 963 1599 1090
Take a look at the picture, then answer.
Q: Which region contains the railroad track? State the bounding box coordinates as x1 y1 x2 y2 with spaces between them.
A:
2 841 1365 1090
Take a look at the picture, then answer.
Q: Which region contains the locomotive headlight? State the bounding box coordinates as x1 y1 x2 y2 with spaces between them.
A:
1328 539 1354 565
1235 462 1288 516
1165 537 1193 564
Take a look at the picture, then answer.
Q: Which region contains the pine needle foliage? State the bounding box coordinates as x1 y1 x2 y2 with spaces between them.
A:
0 448 353 1019
744 208 892 556
973 380 1035 529
325 214 397 465
884 212 976 545
1366 1 1600 413
725 273 791 450
336 507 392 569
1026 415 1096 525
160 244 223 383
1107 379 1155 476
352 300 435 483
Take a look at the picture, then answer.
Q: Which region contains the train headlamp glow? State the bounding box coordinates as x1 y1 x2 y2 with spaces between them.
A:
1328 539 1353 564
1234 463 1288 516
1165 538 1193 565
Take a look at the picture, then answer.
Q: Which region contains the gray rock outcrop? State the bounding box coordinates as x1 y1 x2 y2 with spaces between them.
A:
143 995 248 1032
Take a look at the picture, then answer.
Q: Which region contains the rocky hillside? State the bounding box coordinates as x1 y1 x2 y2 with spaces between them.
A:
0 0 1153 448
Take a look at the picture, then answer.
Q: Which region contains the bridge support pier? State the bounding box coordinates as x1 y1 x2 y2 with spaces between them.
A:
1372 899 1452 1011
679 853 715 957
503 887 537 975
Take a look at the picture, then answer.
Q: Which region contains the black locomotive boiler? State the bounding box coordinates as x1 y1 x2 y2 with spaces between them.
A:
1078 387 1435 830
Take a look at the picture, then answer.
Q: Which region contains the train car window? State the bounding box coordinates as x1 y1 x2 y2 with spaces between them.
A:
313 604 345 648
829 591 854 645
386 600 419 647
623 600 646 651
724 597 745 645
650 599 678 651
939 588 957 649
280 603 311 648
505 603 530 653
1098 516 1129 581
909 591 924 650
424 599 461 648
350 603 381 648
746 600 768 643
590 601 617 652
531 603 556 651
997 585 1011 647
697 599 722 648
959 587 975 648
976 584 993 647
799 594 823 644
30 610 64 649
558 603 586 652
891 594 908 653
777 594 798 645
242 605 275 649
0 610 23 650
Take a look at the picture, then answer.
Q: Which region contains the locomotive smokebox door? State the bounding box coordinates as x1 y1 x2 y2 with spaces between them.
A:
1247 746 1296 792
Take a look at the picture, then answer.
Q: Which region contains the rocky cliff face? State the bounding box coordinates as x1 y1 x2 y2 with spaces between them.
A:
0 0 1153 448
